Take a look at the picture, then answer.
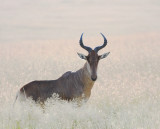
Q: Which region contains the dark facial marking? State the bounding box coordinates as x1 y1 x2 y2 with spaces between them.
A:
87 50 99 81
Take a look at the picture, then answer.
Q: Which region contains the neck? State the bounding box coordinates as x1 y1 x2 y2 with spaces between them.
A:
80 62 95 99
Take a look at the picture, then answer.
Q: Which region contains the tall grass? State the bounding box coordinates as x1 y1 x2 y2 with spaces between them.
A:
0 33 160 129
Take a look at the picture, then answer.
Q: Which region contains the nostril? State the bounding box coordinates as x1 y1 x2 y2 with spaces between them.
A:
91 76 97 81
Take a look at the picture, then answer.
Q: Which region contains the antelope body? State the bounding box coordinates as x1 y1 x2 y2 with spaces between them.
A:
14 33 110 104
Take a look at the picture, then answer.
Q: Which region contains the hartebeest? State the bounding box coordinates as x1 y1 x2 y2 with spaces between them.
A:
14 33 110 104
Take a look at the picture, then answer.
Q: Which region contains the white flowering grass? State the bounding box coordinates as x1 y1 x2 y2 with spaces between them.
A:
0 33 160 129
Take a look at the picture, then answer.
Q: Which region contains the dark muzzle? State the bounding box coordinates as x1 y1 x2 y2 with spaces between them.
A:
91 76 97 81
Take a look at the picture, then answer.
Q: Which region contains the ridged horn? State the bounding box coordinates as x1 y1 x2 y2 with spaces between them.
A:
94 33 107 52
79 33 92 53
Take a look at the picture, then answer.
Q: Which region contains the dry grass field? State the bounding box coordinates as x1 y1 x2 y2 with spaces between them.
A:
0 33 160 129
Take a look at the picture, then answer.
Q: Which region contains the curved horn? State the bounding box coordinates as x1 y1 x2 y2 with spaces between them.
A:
94 33 107 52
79 33 92 53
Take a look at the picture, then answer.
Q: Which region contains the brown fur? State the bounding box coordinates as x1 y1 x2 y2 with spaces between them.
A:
19 62 95 103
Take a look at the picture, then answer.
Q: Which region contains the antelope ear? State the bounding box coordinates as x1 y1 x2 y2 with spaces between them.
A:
99 52 110 59
77 53 87 60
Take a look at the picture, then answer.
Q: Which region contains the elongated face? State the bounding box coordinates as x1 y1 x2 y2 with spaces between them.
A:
78 50 110 81
87 51 99 81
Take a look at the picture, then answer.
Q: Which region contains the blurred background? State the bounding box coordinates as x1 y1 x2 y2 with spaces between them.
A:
0 0 160 43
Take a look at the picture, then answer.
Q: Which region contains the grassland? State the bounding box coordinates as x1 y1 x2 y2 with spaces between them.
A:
0 33 159 129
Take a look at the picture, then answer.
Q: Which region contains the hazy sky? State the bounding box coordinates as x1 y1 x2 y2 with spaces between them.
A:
0 0 160 43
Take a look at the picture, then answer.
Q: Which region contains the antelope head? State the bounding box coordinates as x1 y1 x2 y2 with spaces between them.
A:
77 33 110 81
